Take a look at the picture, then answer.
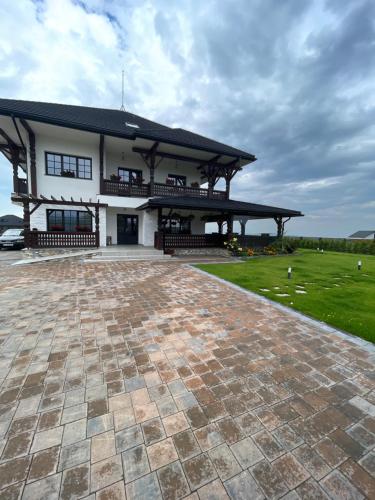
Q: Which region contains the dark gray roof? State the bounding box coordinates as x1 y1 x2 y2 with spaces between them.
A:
0 214 23 226
349 230 375 238
138 197 303 218
0 98 255 161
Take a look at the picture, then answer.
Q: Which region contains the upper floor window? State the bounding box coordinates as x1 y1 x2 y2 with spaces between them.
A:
118 168 143 184
45 152 92 179
166 174 186 186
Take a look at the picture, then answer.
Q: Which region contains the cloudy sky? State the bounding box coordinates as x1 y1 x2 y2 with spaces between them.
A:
0 0 374 236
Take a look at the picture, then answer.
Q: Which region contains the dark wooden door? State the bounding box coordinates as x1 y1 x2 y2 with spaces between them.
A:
117 214 138 244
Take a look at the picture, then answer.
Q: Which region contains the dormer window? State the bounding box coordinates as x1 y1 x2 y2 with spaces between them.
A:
125 122 139 128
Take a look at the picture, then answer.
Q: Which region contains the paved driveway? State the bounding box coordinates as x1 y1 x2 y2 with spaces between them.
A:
0 260 374 499
0 249 24 267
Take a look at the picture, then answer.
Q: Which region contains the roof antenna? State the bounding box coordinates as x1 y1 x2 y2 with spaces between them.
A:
120 70 125 111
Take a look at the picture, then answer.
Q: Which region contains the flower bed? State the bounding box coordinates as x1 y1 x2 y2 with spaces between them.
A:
224 237 296 257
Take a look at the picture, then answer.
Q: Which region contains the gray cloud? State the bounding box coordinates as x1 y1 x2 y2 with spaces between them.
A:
0 0 374 236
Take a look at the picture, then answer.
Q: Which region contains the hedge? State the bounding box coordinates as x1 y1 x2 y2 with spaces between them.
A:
284 237 375 255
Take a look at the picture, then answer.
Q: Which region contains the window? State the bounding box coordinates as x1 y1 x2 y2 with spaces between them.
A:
167 174 186 186
45 152 92 179
118 168 143 183
162 215 191 234
47 210 92 232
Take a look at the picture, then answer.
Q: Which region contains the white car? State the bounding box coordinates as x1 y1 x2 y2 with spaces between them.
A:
0 228 24 249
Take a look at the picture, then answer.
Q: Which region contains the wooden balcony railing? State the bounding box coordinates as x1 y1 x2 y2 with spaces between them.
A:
25 231 99 248
101 179 227 200
101 179 149 197
153 183 226 200
154 232 225 250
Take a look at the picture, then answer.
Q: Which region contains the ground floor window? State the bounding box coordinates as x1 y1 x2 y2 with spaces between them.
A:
47 210 92 232
162 214 192 234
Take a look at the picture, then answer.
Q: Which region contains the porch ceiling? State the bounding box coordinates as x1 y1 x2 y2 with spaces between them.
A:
137 196 303 219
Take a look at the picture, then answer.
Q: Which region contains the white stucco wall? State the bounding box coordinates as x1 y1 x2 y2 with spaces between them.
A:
33 124 100 199
105 206 156 246
26 122 215 247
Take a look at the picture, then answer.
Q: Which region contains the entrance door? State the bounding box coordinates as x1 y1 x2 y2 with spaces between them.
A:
117 214 138 244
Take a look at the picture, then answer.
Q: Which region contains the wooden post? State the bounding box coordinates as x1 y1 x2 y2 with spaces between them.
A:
148 142 158 197
227 214 233 235
157 207 163 231
28 127 36 196
225 177 230 199
274 216 283 238
20 120 37 196
23 199 31 247
12 157 18 193
95 205 100 247
99 134 104 192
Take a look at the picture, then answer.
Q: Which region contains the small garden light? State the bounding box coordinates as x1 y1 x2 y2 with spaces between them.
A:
288 267 292 279
358 260 362 271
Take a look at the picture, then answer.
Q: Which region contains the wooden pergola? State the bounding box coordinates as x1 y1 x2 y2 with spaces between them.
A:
12 195 108 248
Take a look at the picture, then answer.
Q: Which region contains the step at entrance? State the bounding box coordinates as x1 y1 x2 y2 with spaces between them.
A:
89 245 171 262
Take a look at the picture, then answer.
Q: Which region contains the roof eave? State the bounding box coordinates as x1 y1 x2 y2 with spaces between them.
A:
0 107 255 162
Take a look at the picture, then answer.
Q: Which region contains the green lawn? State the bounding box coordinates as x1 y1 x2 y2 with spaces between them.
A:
196 249 375 343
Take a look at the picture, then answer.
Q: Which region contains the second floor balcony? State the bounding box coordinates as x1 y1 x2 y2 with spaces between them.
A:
101 178 227 200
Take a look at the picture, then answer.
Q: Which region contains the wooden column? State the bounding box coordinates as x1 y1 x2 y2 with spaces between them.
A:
274 216 282 238
12 152 19 193
148 142 158 197
23 199 31 247
227 214 233 235
99 134 104 192
157 207 163 231
225 177 230 199
20 120 37 196
95 205 100 247
208 178 214 198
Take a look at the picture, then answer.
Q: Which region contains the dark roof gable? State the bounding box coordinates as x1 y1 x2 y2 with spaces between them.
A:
0 98 255 161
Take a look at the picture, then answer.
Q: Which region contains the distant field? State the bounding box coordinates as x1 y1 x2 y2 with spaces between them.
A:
197 249 375 343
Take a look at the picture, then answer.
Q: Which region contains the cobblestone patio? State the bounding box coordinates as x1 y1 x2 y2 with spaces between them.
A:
0 260 374 499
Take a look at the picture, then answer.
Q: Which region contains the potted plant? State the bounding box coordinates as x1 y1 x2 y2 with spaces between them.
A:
191 181 200 188
61 170 75 178
75 226 90 232
51 225 64 231
110 174 121 182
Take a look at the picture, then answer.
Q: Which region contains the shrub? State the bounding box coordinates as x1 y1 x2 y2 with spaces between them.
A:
224 237 243 256
263 245 277 255
284 237 375 255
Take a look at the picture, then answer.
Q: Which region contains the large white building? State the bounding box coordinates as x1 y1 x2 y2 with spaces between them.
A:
0 99 302 251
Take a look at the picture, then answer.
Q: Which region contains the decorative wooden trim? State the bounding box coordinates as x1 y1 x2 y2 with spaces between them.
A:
20 119 37 196
99 134 104 188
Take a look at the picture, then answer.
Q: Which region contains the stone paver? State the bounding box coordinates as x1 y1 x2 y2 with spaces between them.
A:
0 260 374 498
